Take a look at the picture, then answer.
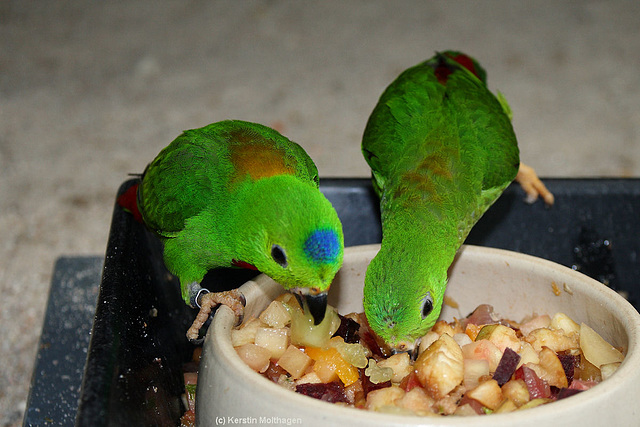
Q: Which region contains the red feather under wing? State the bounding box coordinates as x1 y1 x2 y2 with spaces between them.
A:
117 183 144 223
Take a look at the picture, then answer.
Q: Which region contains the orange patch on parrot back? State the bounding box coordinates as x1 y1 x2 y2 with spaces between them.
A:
229 132 295 181
394 149 454 205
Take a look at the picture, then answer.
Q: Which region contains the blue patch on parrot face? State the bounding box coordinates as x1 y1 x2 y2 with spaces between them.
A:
304 229 340 264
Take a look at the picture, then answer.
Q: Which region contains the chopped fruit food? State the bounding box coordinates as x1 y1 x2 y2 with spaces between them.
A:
414 334 464 400
493 348 521 386
579 323 624 367
232 296 625 416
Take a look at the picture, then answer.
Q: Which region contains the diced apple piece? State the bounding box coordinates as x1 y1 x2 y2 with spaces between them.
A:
431 319 458 337
501 379 530 406
600 362 621 381
435 385 466 415
365 386 405 411
277 345 312 379
518 398 552 411
517 342 540 368
550 312 580 335
231 317 264 347
415 334 464 399
579 323 624 368
309 359 338 383
418 331 440 355
519 315 551 336
395 387 436 416
296 371 322 385
466 379 503 410
377 352 412 384
453 332 472 348
254 327 289 359
524 327 579 353
494 398 517 413
462 339 502 372
259 300 291 328
536 347 568 388
235 343 271 373
463 358 490 389
476 324 521 353
276 292 302 313
343 379 364 406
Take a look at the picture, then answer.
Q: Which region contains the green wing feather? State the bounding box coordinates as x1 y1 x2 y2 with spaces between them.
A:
363 52 519 244
139 120 318 238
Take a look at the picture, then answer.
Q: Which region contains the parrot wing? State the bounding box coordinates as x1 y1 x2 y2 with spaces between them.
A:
362 52 519 241
139 120 319 238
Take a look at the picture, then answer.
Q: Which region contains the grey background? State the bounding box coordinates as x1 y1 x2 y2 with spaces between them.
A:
2 1 639 424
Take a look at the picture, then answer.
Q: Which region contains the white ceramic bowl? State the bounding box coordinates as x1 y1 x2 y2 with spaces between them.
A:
197 244 640 426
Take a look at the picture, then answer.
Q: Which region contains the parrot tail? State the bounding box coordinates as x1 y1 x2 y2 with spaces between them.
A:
117 182 144 223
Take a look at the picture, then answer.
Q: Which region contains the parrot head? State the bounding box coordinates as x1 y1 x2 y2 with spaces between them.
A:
232 175 344 325
363 243 446 353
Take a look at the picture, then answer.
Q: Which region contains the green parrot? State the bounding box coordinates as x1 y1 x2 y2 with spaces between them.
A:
361 51 552 353
119 120 344 340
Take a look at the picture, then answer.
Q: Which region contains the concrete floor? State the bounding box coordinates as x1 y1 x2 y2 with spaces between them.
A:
1 1 639 424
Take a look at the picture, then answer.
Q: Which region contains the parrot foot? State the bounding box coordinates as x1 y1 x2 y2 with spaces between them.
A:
186 289 246 342
515 163 555 206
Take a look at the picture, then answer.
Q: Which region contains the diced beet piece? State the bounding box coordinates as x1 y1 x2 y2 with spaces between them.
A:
263 362 288 383
557 387 583 400
332 315 361 344
557 352 579 385
515 366 551 399
493 348 521 386
296 382 349 403
359 368 392 397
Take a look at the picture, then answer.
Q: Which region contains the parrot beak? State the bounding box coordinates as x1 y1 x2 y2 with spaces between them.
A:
391 340 419 360
293 290 328 325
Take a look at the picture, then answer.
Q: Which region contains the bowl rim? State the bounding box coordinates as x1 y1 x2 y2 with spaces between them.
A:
204 244 640 425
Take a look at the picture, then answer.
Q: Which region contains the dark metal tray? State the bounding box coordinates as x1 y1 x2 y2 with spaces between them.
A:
73 178 639 426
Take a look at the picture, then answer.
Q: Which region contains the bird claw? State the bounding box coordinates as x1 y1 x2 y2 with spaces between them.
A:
186 289 246 342
515 163 555 206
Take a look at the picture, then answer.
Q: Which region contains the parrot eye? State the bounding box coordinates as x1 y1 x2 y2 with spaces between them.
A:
421 292 434 319
271 244 288 268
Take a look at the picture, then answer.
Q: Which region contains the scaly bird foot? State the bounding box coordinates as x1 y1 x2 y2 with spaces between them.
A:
186 289 246 342
515 163 555 206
